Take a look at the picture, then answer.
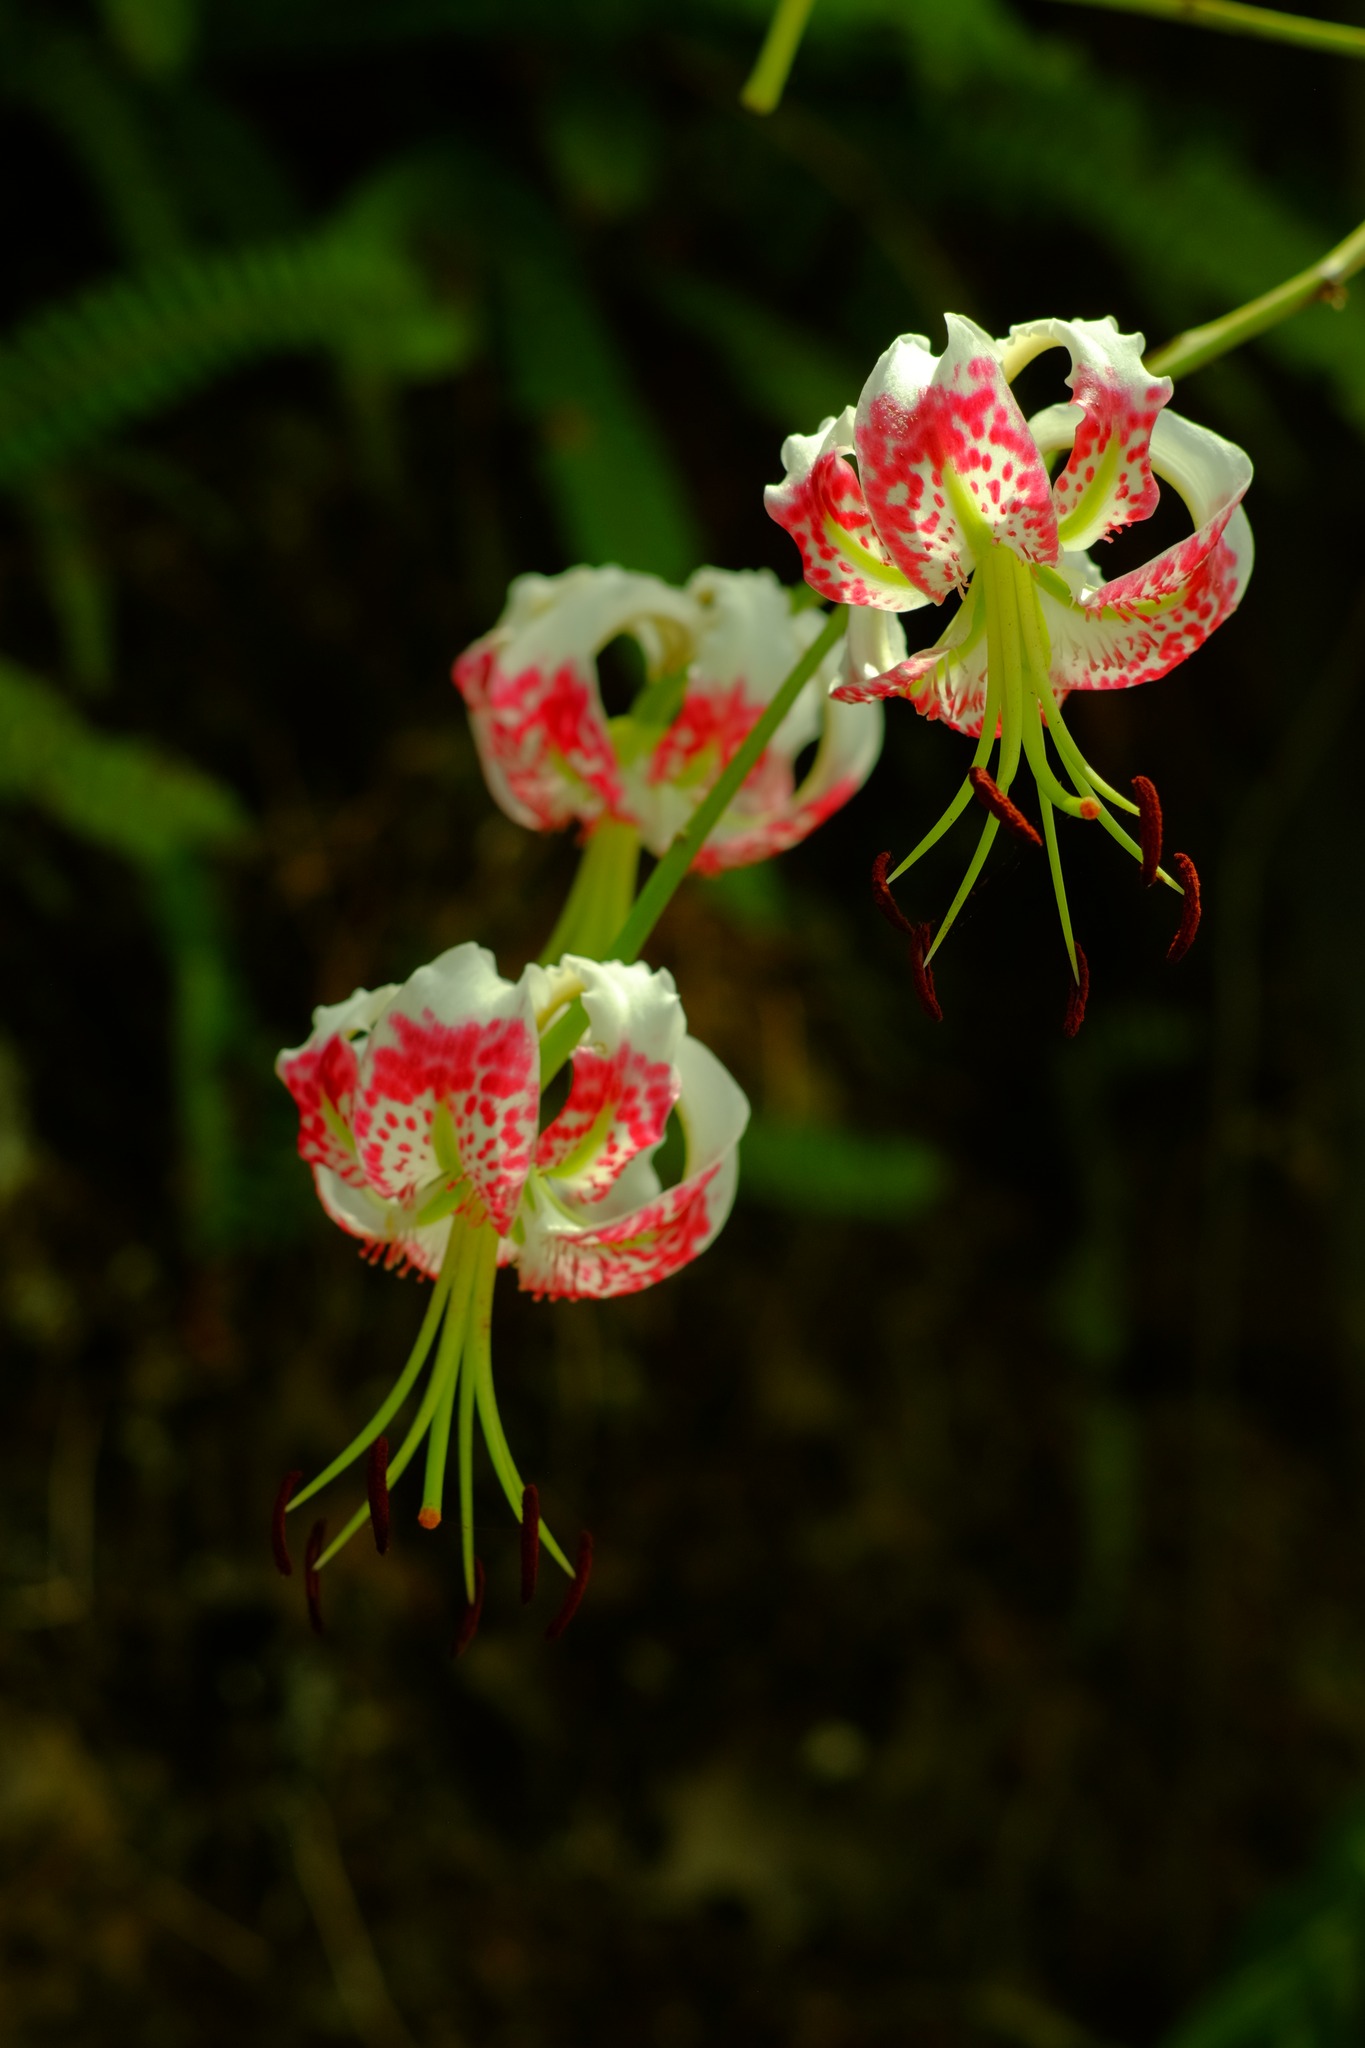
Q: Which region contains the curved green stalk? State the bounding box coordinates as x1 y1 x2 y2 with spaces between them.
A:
472 1305 574 1577
458 1234 497 1602
1039 792 1080 981
740 0 819 112
289 1231 459 1513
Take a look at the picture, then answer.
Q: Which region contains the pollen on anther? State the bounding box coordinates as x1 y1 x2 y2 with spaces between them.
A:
367 1436 391 1555
968 766 1042 847
908 923 943 1024
1167 851 1202 963
304 1519 326 1635
546 1531 594 1641
272 1468 303 1577
1132 775 1163 887
1063 945 1090 1038
521 1483 541 1604
870 850 916 937
452 1558 487 1657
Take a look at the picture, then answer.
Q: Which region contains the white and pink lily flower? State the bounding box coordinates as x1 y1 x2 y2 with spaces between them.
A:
453 563 887 878
767 313 1254 1022
273 940 748 1635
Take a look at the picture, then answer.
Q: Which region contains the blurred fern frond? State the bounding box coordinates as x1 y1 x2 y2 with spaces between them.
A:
0 223 478 490
0 657 247 864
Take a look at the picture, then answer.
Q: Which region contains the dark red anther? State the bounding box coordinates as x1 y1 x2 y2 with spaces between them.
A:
1167 851 1202 963
871 850 916 937
968 766 1042 848
1062 945 1090 1039
272 1468 303 1578
452 1559 487 1658
367 1436 391 1556
1132 775 1163 887
304 1520 326 1636
546 1531 594 1641
521 1484 540 1604
908 924 943 1024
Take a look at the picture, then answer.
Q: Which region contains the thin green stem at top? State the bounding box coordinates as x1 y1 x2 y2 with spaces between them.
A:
1147 214 1365 380
741 0 819 112
1047 0 1365 60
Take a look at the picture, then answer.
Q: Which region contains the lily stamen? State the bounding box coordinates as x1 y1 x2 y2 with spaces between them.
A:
1167 852 1202 962
1063 945 1091 1038
1132 776 1163 886
273 1469 302 1578
967 765 1042 846
453 1559 487 1658
545 1531 595 1641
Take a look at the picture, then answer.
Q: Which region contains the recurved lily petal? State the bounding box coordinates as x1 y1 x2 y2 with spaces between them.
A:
764 408 930 611
1035 408 1254 696
1002 316 1172 553
854 315 1058 599
353 942 540 1234
831 580 990 733
453 566 696 833
276 985 397 1189
534 957 684 1201
511 1036 749 1300
313 1165 453 1279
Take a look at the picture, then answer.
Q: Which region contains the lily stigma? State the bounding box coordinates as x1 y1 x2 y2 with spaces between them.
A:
766 313 1254 1019
274 941 749 1645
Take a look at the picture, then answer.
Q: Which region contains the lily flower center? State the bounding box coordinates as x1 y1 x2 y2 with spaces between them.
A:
890 468 1185 986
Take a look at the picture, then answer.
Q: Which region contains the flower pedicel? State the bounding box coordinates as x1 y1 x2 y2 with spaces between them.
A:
767 313 1254 1018
274 941 748 1643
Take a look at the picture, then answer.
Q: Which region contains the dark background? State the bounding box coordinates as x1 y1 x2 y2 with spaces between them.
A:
4 1 1365 2042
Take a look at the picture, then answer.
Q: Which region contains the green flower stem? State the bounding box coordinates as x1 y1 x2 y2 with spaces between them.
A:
740 0 819 112
1147 214 1365 380
1047 0 1365 61
538 604 847 1088
540 818 641 964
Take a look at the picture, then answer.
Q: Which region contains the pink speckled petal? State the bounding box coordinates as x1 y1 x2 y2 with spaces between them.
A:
452 566 697 833
854 315 1058 599
353 941 540 1235
1002 317 1172 553
765 409 931 610
275 984 397 1189
535 957 684 1201
313 1166 453 1280
1040 408 1254 697
831 587 990 735
511 1036 749 1300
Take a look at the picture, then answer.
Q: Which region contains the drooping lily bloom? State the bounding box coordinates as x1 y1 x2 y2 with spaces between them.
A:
453 564 889 876
274 940 748 1633
766 313 1253 1003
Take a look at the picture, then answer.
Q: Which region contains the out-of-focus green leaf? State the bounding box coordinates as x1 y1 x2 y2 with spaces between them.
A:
740 1118 945 1218
0 222 478 489
1163 1805 1365 2046
145 855 241 1251
0 658 247 863
496 200 701 578
98 0 199 77
651 271 861 430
